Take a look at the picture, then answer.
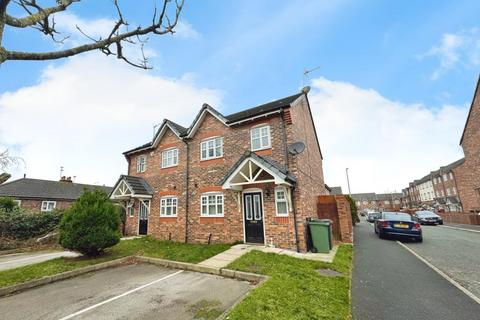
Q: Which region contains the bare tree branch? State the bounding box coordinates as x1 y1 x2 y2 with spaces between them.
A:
0 0 185 69
0 149 23 173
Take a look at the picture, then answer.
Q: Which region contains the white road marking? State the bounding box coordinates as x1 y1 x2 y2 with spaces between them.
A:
0 252 65 265
439 225 480 234
57 270 184 320
397 241 480 305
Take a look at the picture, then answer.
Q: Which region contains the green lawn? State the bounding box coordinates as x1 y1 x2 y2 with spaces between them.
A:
0 237 230 288
226 245 353 320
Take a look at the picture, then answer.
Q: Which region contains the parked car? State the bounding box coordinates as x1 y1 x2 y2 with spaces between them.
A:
413 211 443 225
374 212 422 242
367 212 381 223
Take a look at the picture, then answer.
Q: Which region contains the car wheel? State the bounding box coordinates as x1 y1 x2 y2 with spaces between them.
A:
439 221 444 225
378 231 384 239
416 237 423 243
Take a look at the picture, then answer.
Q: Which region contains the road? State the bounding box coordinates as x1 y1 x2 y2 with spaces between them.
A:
0 250 80 271
352 219 480 320
0 264 253 320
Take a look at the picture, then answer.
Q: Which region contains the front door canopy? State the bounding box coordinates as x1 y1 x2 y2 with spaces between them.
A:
221 153 295 190
110 175 153 200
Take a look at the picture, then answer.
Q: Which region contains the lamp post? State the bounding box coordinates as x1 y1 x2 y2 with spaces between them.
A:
346 168 351 195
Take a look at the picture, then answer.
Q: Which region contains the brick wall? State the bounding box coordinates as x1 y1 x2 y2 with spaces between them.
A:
16 198 73 211
455 80 480 212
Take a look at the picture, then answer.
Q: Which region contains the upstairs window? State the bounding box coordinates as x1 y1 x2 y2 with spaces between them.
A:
160 197 178 217
137 155 146 173
41 201 56 212
162 148 178 168
201 137 223 160
449 172 454 180
251 125 271 151
275 188 288 216
201 193 224 217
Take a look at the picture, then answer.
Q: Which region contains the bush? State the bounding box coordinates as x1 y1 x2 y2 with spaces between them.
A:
59 189 120 256
0 197 17 212
0 209 63 239
345 195 360 225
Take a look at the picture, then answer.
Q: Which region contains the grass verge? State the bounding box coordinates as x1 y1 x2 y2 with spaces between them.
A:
226 244 353 320
0 237 230 288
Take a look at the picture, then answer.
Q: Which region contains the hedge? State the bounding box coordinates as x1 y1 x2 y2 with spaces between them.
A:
0 209 63 240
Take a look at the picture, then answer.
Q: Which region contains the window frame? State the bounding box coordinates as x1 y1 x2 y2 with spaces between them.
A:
41 200 57 212
200 137 223 161
161 148 179 168
13 199 21 208
250 125 271 151
136 155 146 173
275 187 289 216
200 193 224 217
160 196 178 217
127 202 134 217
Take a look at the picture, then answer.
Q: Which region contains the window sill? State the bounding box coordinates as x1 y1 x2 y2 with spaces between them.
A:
200 216 225 224
160 166 178 173
253 148 273 156
200 156 223 162
199 157 224 166
160 217 178 223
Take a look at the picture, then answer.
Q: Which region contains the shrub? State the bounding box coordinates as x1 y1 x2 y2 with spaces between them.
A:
345 195 360 225
0 197 17 212
59 189 120 256
0 209 63 239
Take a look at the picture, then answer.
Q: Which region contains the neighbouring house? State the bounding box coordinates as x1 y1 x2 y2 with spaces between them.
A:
110 87 327 252
454 76 480 213
351 192 402 212
329 186 343 195
0 176 112 211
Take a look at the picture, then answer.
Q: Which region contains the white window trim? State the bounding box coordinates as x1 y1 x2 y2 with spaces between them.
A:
127 201 134 217
250 125 271 151
200 136 224 161
136 155 146 173
200 192 224 217
160 196 178 217
161 148 179 168
13 199 21 207
275 187 289 216
41 200 57 212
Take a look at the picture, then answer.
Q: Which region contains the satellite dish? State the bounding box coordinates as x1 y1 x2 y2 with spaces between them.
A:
288 141 305 155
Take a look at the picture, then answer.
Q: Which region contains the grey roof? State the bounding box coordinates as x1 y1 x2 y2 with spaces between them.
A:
124 90 306 155
225 93 303 124
220 151 296 186
111 175 154 196
351 193 402 201
0 178 112 201
330 186 343 195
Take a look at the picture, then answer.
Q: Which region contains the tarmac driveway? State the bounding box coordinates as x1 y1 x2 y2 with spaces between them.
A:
0 264 254 320
0 251 80 271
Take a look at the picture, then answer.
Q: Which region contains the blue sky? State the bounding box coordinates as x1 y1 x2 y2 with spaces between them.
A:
1 0 479 192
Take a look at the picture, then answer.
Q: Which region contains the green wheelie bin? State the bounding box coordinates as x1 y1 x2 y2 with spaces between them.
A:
308 219 333 253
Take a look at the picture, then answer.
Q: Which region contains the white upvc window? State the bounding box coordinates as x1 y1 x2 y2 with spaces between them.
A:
136 155 146 173
128 203 134 217
161 148 178 168
250 125 271 151
449 172 454 180
384 200 390 205
201 137 223 160
453 187 457 195
275 188 288 216
446 188 451 196
200 193 224 217
13 200 21 207
443 174 448 182
41 201 56 212
160 197 178 217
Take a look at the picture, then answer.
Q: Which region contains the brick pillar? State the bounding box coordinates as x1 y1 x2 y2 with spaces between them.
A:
334 196 353 243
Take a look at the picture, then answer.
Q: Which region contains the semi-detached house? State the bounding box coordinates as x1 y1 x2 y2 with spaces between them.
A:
110 87 327 252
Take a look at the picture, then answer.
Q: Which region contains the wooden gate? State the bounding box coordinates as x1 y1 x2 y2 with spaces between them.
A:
316 195 341 241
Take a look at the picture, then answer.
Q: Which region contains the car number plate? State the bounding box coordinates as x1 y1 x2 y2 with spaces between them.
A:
394 224 409 228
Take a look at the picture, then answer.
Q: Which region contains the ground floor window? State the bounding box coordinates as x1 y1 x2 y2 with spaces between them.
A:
201 193 224 216
41 201 56 212
275 188 288 216
160 197 178 217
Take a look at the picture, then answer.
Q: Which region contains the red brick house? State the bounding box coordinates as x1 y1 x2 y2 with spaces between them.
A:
454 76 480 213
110 87 327 252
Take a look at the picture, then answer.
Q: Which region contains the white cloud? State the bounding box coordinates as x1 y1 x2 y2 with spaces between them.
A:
174 21 201 39
309 77 467 193
0 54 222 185
420 28 480 79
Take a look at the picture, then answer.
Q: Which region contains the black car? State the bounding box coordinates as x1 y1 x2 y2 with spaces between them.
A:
413 211 443 225
374 212 423 242
366 212 381 223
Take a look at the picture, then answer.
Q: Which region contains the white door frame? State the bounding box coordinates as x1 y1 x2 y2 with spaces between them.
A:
137 199 151 235
242 188 266 245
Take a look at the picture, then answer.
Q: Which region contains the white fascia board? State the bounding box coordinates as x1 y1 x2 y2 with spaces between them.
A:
187 109 228 138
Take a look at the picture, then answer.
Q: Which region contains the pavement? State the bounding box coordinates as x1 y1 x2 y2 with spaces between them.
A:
0 263 253 320
352 219 480 320
443 223 480 232
0 250 80 271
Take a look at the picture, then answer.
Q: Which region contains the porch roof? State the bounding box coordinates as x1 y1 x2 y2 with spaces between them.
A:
109 175 154 200
220 151 296 190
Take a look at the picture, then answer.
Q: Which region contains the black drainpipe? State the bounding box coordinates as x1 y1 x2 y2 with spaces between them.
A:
281 110 299 252
183 139 190 243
